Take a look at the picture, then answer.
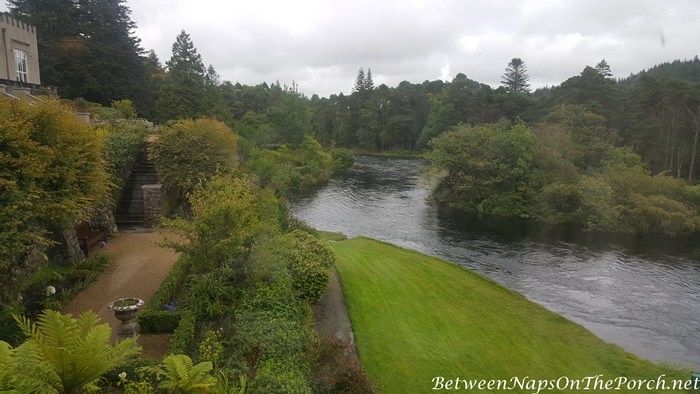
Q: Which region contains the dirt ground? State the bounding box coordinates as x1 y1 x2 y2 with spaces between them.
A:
63 229 179 358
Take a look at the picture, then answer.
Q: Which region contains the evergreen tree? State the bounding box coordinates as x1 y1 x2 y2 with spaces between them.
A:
501 58 531 93
9 0 148 111
353 67 366 93
156 30 209 122
365 68 375 91
595 59 613 79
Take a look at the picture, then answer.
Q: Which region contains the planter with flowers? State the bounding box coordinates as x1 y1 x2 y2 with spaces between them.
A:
108 297 144 339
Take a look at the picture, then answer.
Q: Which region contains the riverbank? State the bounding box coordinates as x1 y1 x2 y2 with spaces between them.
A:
351 149 423 159
332 237 690 393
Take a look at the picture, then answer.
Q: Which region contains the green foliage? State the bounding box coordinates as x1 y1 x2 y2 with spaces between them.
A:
9 0 151 114
0 98 109 302
329 147 355 173
111 99 138 119
502 58 531 93
0 310 140 393
197 329 224 368
426 121 535 217
155 30 223 122
253 359 312 394
185 271 236 320
149 117 239 202
151 354 216 393
168 311 197 355
165 175 279 271
310 339 375 394
138 256 191 334
245 136 334 194
103 119 150 190
282 230 335 303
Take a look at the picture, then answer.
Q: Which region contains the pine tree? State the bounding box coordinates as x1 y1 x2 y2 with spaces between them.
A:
501 58 531 93
595 58 613 79
365 68 375 91
156 30 209 121
353 67 366 93
9 0 148 109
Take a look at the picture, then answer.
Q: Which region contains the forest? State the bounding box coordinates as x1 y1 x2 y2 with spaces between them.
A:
7 0 700 237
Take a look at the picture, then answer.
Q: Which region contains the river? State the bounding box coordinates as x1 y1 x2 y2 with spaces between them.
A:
289 155 700 369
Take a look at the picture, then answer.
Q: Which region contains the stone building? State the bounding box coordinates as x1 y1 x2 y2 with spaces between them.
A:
0 13 41 97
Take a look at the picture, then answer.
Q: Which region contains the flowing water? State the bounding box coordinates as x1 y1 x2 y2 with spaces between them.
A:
289 155 700 368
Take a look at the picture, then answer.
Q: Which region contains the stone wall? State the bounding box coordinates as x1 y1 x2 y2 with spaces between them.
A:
142 184 163 226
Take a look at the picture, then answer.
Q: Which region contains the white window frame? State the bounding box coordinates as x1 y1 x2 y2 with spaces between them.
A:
13 49 28 83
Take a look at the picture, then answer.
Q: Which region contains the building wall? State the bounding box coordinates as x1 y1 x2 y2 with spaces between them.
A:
0 13 41 85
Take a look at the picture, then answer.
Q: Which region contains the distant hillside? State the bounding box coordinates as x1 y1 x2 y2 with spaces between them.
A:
619 56 700 85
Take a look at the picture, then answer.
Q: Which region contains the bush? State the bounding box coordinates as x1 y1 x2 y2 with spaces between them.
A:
139 256 191 333
253 359 311 394
282 230 335 302
103 120 150 190
168 310 197 355
329 148 354 173
149 117 239 203
0 98 109 302
310 339 374 394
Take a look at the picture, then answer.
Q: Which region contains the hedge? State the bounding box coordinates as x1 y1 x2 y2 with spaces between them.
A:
138 255 191 333
168 310 197 355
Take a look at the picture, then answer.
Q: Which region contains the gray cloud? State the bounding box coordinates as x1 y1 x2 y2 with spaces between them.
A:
3 0 698 97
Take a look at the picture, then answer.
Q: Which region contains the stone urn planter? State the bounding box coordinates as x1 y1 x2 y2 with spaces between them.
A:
108 297 144 340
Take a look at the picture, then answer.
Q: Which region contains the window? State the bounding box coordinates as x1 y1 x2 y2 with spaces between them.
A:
13 49 28 83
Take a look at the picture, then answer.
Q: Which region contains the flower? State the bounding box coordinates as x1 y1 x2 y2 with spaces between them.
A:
46 286 56 296
118 371 127 381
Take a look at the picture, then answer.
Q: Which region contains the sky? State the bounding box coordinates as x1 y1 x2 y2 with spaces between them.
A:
3 0 700 97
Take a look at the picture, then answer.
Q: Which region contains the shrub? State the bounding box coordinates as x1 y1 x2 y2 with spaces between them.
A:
253 359 311 394
310 339 374 394
139 256 191 333
148 117 239 202
168 310 197 355
103 120 150 190
0 98 108 302
329 147 354 173
282 230 335 302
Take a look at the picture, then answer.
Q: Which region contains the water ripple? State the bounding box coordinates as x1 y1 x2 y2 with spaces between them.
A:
289 155 700 368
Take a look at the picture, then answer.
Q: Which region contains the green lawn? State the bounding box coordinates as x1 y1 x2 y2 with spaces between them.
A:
333 237 690 393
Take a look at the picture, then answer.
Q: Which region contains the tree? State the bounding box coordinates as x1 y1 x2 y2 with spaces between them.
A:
0 98 108 302
148 117 239 200
364 68 375 91
156 30 210 122
426 121 535 217
501 58 531 93
0 310 140 393
9 0 149 111
353 67 366 93
595 58 613 79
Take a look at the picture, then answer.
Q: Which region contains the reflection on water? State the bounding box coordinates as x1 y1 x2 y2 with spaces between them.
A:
289 155 700 368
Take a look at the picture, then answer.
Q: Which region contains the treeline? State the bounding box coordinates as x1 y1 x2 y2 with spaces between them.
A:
426 106 700 237
10 1 700 181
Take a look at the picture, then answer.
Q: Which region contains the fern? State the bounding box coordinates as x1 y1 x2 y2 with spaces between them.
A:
3 310 142 393
151 354 216 393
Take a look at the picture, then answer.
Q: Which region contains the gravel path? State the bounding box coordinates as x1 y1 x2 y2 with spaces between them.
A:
314 267 357 354
63 229 179 358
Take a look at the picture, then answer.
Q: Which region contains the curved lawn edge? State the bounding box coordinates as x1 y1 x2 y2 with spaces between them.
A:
332 237 690 393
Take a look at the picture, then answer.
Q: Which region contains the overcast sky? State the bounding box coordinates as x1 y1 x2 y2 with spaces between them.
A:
4 0 700 97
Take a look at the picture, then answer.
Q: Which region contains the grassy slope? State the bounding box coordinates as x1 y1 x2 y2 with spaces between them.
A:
333 237 688 393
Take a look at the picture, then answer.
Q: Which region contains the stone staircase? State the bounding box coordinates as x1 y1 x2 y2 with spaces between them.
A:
114 149 159 228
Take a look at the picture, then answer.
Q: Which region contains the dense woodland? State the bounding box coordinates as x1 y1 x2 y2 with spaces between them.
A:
7 0 700 237
8 0 700 183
